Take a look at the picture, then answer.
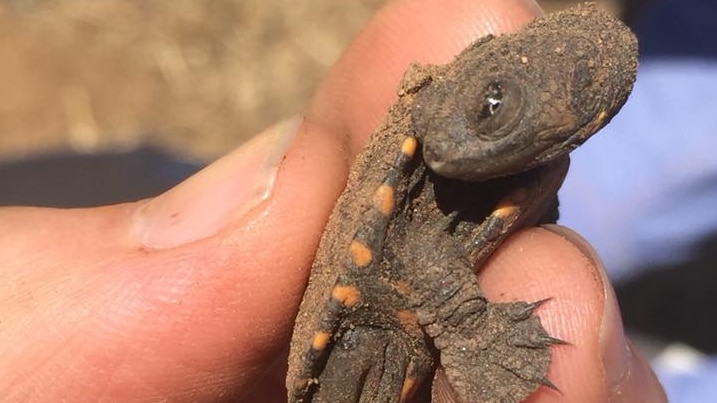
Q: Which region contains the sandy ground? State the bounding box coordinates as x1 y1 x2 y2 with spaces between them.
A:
0 0 619 163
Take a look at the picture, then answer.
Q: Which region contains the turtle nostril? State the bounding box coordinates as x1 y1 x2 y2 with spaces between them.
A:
422 141 443 164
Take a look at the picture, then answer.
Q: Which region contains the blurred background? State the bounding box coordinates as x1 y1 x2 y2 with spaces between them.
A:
2 0 716 401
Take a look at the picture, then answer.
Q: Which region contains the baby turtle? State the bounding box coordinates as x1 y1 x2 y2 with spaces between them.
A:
287 4 638 402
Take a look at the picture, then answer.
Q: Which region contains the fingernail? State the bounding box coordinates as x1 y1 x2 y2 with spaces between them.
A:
543 225 632 392
134 116 301 248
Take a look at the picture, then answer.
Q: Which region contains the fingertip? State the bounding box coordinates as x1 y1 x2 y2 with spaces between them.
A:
479 227 608 401
481 227 665 402
607 340 667 403
540 226 665 401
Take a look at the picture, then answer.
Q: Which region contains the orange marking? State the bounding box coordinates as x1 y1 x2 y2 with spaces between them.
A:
311 331 331 351
401 137 418 158
392 280 412 296
399 377 418 402
332 285 360 307
292 377 310 391
373 184 396 215
589 110 608 127
493 203 518 219
591 110 608 130
349 240 373 267
396 310 418 327
582 110 609 136
494 188 528 219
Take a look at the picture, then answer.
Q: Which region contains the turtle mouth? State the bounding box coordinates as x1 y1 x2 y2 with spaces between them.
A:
422 141 468 179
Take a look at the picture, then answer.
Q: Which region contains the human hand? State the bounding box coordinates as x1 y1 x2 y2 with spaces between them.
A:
0 0 665 401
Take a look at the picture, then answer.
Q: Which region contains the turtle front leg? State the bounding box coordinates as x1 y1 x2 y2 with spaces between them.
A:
399 218 560 403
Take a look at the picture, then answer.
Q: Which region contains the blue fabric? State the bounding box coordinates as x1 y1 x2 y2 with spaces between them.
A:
632 0 717 60
655 355 717 403
559 0 717 280
559 60 717 280
556 1 717 400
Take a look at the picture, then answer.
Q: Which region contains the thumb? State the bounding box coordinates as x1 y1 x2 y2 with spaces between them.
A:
0 115 349 401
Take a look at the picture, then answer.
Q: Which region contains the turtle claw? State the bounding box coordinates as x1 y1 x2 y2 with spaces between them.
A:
510 298 551 321
538 376 560 392
542 335 568 346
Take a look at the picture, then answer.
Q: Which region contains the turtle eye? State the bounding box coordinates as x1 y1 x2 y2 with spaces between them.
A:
473 80 524 140
479 82 504 118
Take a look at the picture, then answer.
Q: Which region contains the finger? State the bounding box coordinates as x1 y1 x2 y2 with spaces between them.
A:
476 227 666 402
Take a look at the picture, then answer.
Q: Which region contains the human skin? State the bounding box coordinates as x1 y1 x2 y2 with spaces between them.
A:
0 0 665 402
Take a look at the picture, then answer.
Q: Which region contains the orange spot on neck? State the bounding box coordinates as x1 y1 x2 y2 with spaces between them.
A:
349 240 373 267
331 285 360 307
